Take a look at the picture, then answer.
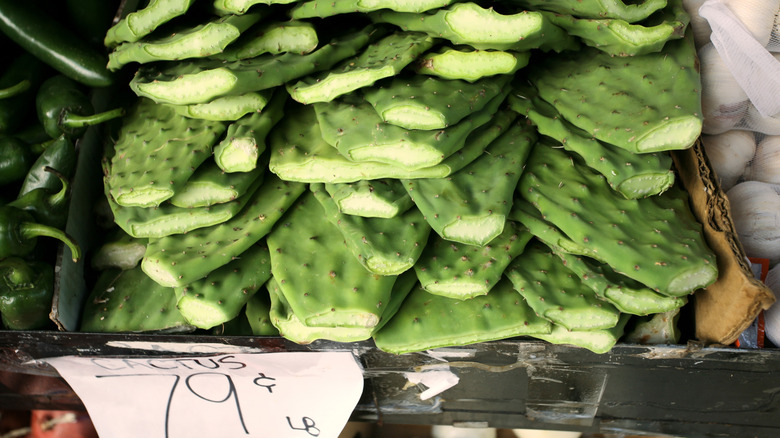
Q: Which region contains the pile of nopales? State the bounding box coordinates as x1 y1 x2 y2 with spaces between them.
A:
83 0 718 354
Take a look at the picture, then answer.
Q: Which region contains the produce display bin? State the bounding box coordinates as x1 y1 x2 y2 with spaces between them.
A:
1 332 779 438
0 138 778 438
2 1 779 437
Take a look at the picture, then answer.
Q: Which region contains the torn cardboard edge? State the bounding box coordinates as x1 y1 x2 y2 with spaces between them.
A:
672 140 776 346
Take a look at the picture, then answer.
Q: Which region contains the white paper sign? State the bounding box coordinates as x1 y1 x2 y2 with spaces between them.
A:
44 352 364 438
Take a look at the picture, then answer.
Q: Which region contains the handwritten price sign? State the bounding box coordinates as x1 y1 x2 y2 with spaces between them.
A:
44 352 364 438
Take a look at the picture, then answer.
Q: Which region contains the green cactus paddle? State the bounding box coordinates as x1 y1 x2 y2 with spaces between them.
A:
130 25 382 105
107 12 263 70
414 46 530 82
175 242 272 330
311 183 431 276
402 118 535 246
141 175 306 287
362 73 512 130
504 240 622 331
528 29 701 153
287 31 435 104
80 267 193 333
529 314 630 354
369 2 578 52
105 98 226 208
509 200 688 316
315 89 507 170
324 179 413 218
269 103 517 183
518 143 718 297
372 277 552 355
509 0 668 22
414 221 533 300
507 88 675 199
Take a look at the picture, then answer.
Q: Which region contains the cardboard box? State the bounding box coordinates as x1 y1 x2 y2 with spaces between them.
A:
672 140 776 345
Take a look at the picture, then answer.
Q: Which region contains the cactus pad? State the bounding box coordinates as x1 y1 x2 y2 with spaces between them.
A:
529 314 630 354
509 200 687 315
130 25 379 104
507 88 675 199
362 74 511 130
324 179 413 218
505 240 621 331
216 20 319 60
528 30 701 153
315 89 506 170
287 31 435 104
414 221 533 300
105 98 226 208
169 159 264 208
105 0 196 47
369 2 578 52
415 46 531 82
80 267 193 333
372 277 552 355
168 90 273 121
311 183 431 276
403 118 535 246
213 0 299 15
141 175 305 287
291 0 454 19
106 175 262 238
266 278 376 343
518 143 718 296
175 242 271 329
267 192 399 328
269 103 514 183
107 12 262 70
511 0 668 22
540 0 688 57
212 90 286 173
245 289 279 336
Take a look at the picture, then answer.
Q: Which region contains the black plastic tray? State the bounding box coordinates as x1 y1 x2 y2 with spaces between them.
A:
1 331 778 438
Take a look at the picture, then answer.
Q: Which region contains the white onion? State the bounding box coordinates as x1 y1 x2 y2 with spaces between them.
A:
701 130 757 190
683 0 712 48
724 0 780 46
726 181 780 265
699 43 750 135
761 264 780 347
744 135 780 184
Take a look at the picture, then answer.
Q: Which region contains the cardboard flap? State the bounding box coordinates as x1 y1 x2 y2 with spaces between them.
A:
672 140 776 345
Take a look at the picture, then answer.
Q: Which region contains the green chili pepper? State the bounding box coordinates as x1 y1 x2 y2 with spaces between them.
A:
9 167 70 229
18 135 77 197
0 136 35 186
0 205 80 262
0 256 54 330
0 0 115 87
0 53 51 135
0 78 29 99
36 75 125 139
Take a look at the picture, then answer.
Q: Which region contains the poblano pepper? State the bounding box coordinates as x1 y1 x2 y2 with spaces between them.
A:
0 205 80 262
0 256 54 330
9 166 70 229
35 75 125 139
0 136 35 186
18 135 76 197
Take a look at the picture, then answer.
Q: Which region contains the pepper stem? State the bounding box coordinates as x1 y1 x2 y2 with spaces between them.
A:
19 222 81 263
44 166 70 208
0 79 31 99
61 107 125 129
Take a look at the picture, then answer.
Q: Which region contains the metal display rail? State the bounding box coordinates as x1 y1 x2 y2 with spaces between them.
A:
0 332 778 438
